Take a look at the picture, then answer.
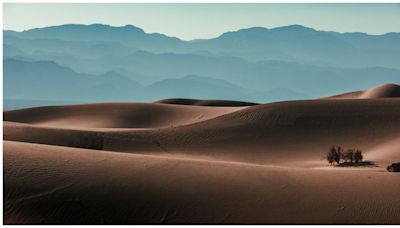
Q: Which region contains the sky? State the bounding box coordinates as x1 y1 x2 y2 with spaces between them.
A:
3 3 400 40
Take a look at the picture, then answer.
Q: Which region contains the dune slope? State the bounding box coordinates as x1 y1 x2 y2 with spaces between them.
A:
324 83 400 99
4 95 400 224
4 141 400 224
4 102 243 129
5 99 400 165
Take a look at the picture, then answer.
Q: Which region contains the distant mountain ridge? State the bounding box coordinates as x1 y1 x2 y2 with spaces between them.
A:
5 23 400 68
3 23 400 107
5 24 184 53
6 58 313 104
5 58 400 107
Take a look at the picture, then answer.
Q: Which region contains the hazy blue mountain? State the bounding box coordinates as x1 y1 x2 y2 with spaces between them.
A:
4 24 185 53
4 99 85 111
5 24 400 71
4 24 400 72
3 24 400 105
4 58 142 101
146 75 251 101
189 25 400 69
145 75 311 102
329 31 400 52
3 44 27 57
2 58 313 104
89 50 400 97
251 88 311 102
4 34 135 59
5 57 400 105
94 50 250 84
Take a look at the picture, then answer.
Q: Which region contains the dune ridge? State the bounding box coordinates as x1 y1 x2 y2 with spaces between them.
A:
323 83 400 99
4 102 243 129
155 98 259 107
4 99 400 165
4 87 400 224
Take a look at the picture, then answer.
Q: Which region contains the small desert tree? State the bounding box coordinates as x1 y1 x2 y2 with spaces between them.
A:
327 146 341 165
349 149 355 163
336 146 343 164
342 149 354 163
326 146 365 166
354 149 363 163
387 163 400 172
326 146 337 165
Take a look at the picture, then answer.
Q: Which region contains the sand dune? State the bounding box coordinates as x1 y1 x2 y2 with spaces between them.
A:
4 89 400 224
155 98 259 106
4 99 400 165
367 137 400 164
4 102 243 129
324 83 400 99
4 140 400 224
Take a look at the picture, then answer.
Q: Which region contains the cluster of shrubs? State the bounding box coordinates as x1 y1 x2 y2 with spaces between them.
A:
387 163 400 172
326 146 363 165
326 146 399 172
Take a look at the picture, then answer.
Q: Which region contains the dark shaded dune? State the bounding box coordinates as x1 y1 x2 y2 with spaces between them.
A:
155 98 259 107
148 99 400 163
4 102 242 129
5 99 400 165
323 83 400 99
3 121 163 152
361 83 400 98
4 141 400 224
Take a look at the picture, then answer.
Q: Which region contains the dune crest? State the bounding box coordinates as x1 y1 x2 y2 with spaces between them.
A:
323 83 400 99
4 102 243 129
154 98 259 107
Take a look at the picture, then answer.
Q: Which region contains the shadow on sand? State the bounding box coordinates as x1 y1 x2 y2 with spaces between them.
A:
336 161 378 168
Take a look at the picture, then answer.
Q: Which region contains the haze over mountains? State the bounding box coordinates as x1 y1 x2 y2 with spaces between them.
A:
4 24 400 109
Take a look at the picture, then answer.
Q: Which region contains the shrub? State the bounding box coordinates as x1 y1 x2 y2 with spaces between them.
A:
354 149 363 163
336 146 342 164
326 146 337 165
326 146 364 166
327 146 341 165
342 150 354 163
386 163 400 172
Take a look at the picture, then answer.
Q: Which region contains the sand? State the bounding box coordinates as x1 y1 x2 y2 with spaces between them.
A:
4 102 243 129
5 141 400 224
3 85 400 224
155 98 259 106
323 83 400 99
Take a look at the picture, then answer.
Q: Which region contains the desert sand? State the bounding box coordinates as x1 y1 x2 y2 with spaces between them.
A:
3 85 400 224
322 83 400 99
155 98 259 106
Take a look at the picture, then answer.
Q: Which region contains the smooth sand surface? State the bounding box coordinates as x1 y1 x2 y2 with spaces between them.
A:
4 94 400 224
4 102 243 129
5 141 400 224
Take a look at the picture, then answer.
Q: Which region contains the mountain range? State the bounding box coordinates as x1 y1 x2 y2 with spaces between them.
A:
4 24 400 108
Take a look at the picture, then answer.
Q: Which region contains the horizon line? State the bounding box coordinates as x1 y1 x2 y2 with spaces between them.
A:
4 23 399 41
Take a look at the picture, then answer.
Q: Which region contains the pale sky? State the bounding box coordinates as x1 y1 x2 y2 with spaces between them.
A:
3 3 400 40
